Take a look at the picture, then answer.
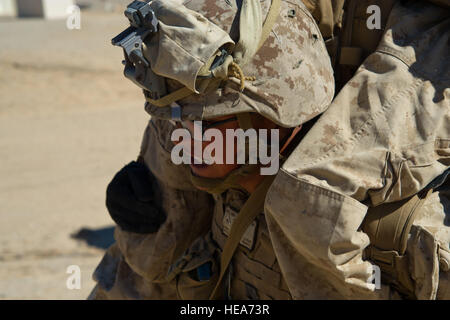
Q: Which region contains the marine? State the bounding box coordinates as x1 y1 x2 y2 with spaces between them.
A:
89 0 449 300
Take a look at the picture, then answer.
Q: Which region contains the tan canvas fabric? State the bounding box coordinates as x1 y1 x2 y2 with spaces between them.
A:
232 0 263 66
264 0 449 299
145 0 334 128
138 119 195 191
408 189 450 299
143 0 234 93
89 243 178 299
89 119 215 299
300 0 346 39
210 189 293 300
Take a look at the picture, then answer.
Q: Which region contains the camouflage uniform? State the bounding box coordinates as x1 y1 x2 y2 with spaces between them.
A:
265 0 450 299
89 0 449 300
90 119 214 299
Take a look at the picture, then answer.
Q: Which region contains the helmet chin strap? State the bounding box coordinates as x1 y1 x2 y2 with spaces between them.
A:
236 112 254 131
190 163 259 195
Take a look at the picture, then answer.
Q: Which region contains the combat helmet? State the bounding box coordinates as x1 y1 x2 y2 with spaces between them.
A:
112 0 334 129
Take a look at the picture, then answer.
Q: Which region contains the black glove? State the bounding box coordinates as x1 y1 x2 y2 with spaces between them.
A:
106 161 166 234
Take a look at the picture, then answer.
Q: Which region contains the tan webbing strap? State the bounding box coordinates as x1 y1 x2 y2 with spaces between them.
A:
339 46 363 66
236 113 253 130
209 175 276 299
362 188 433 297
258 0 282 50
190 164 260 195
146 87 193 107
316 0 334 39
335 0 358 88
339 0 356 49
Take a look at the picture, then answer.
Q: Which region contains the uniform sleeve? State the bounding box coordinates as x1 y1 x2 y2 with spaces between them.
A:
114 118 214 282
265 1 449 299
91 119 214 299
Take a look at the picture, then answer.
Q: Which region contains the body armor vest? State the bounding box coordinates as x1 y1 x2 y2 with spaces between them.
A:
211 189 292 299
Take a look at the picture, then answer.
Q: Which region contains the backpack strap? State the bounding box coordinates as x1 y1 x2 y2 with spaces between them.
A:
307 0 397 89
209 175 276 299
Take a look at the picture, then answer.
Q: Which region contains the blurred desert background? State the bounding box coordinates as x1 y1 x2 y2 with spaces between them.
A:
0 0 149 299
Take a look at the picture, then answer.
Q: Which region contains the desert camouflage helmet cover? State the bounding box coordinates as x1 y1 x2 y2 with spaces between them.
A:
142 0 334 128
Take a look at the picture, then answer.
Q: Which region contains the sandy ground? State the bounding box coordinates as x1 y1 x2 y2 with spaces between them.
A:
0 5 150 299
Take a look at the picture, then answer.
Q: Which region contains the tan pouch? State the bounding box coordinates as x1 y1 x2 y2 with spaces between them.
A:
166 233 220 300
406 225 443 299
176 261 219 300
436 244 450 299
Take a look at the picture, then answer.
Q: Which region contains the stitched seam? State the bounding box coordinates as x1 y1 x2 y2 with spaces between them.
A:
376 46 413 67
302 78 423 168
279 169 368 211
377 46 450 82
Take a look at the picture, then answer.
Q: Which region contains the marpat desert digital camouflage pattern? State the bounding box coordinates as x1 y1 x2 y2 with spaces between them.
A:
144 0 335 128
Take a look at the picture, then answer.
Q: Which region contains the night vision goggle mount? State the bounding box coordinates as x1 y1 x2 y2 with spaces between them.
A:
111 0 166 99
